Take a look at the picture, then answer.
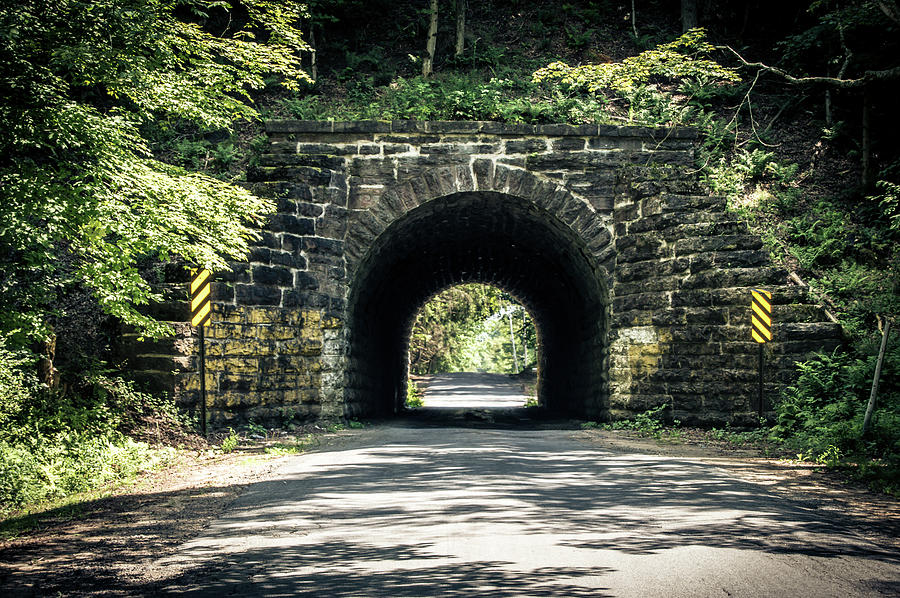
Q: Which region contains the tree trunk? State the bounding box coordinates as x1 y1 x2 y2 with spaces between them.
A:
521 310 528 366
36 333 60 390
423 0 438 78
681 0 698 32
631 0 638 38
309 25 317 81
508 308 519 373
455 0 466 57
862 318 892 436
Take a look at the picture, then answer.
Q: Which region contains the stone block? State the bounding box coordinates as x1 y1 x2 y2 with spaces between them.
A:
480 122 536 135
551 137 587 151
333 120 391 133
265 120 334 134
424 121 483 133
283 290 329 308
473 158 494 189
396 155 470 181
589 137 642 151
390 120 429 133
268 214 315 235
505 138 548 154
420 143 499 154
235 284 281 306
350 158 396 178
384 143 412 154
536 123 598 136
252 265 292 287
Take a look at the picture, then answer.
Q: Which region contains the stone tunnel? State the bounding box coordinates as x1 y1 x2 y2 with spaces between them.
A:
124 120 843 426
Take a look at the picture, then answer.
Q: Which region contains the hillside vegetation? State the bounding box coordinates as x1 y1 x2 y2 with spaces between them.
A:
1 0 898 515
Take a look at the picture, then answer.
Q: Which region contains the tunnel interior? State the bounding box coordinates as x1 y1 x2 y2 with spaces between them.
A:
345 191 610 418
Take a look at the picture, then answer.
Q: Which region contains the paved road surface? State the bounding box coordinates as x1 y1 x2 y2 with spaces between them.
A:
153 374 900 596
421 372 527 409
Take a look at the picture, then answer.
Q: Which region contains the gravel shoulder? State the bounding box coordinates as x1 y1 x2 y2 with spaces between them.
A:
1 422 897 596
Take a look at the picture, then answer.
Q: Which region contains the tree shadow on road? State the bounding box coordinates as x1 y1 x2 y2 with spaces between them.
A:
3 426 898 596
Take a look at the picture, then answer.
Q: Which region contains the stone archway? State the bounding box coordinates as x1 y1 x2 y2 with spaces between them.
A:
344 189 611 418
125 120 843 427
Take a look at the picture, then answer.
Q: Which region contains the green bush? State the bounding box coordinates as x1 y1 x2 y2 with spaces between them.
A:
405 383 424 408
0 340 182 516
0 340 39 431
220 428 239 453
773 343 900 488
0 432 170 515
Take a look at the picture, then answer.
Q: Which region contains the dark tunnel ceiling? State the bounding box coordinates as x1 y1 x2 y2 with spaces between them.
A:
351 192 606 326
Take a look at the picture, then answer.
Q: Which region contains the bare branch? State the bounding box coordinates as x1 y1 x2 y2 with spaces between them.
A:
717 45 900 88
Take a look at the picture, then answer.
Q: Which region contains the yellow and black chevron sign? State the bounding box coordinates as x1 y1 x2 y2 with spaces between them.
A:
190 269 213 327
751 289 773 343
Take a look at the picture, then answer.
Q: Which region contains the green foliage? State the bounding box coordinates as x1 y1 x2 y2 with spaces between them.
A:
409 284 536 375
776 2 897 80
220 428 239 453
0 341 40 432
277 30 737 130
282 74 598 124
773 344 900 491
603 404 671 436
0 0 309 344
405 383 424 409
409 284 500 374
722 155 900 339
0 344 182 515
708 421 771 445
245 420 267 437
533 29 739 95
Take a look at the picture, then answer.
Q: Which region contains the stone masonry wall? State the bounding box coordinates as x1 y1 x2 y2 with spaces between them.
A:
611 165 842 425
121 120 843 426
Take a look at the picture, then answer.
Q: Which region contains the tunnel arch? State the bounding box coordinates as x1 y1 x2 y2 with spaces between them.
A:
344 186 613 419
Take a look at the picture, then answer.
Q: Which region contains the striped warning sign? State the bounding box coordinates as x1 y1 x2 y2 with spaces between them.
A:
751 289 772 343
190 269 212 327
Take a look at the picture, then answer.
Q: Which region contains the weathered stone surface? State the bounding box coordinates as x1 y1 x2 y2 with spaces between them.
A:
252 265 292 287
126 120 843 427
268 214 316 236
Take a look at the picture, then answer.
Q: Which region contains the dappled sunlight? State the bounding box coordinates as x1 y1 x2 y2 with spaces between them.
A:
141 427 899 596
420 372 529 409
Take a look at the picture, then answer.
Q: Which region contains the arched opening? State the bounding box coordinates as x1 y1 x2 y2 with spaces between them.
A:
407 283 539 409
345 191 609 419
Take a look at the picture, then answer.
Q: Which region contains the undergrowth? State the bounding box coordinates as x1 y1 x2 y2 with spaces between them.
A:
0 339 189 517
267 29 738 130
406 382 424 409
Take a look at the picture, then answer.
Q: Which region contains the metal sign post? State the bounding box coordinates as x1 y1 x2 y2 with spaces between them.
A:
190 269 213 436
750 289 773 419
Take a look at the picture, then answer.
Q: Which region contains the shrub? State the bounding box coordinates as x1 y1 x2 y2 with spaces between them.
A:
220 428 239 453
0 340 183 516
774 344 900 474
405 383 424 408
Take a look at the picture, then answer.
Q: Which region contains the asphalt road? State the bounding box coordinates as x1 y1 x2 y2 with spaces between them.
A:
420 372 528 408
153 374 900 597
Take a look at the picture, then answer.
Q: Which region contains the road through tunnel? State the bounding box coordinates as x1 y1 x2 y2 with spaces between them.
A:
344 191 610 419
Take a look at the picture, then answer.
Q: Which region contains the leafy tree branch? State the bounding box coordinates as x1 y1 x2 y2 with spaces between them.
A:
0 0 310 344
